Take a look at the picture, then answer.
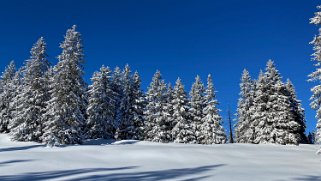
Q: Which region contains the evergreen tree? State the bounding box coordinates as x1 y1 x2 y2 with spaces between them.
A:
144 71 169 142
10 37 50 142
236 69 254 143
155 80 170 142
115 65 146 140
189 75 205 144
309 5 321 144
0 61 16 133
273 80 299 145
42 25 87 146
144 71 161 141
156 82 175 142
253 63 279 144
251 70 266 143
41 66 54 139
129 71 146 140
254 61 301 145
111 66 123 131
164 83 174 141
115 65 133 140
86 66 115 139
172 78 194 143
8 69 23 134
200 74 226 144
285 79 307 143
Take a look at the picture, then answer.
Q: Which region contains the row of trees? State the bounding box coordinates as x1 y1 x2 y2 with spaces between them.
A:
2 3 321 146
235 61 306 145
144 72 226 144
0 25 226 146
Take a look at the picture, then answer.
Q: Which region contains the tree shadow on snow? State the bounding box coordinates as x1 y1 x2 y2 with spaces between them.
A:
0 164 225 181
0 166 137 181
0 145 44 152
0 160 34 167
83 139 140 146
290 175 321 181
68 164 224 181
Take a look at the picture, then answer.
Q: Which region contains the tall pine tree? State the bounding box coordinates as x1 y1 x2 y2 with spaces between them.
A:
236 69 255 143
144 71 169 142
189 75 205 144
172 78 194 143
86 66 115 139
309 5 321 144
129 71 146 140
8 69 24 134
164 83 174 141
111 66 123 132
116 65 145 140
200 74 226 144
10 37 50 142
285 79 307 143
42 25 87 146
253 61 301 145
0 61 16 133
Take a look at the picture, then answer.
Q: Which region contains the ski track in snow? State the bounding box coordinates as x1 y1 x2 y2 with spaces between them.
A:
0 134 320 181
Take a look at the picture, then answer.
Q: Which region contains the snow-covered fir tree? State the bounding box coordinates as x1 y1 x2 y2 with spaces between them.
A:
0 61 16 133
309 5 321 144
144 71 160 141
7 69 23 133
164 83 174 141
129 71 146 140
189 75 205 144
172 78 195 143
86 66 115 139
115 65 132 140
253 60 301 145
285 79 307 143
253 63 278 144
236 69 255 143
111 66 123 132
251 70 265 143
200 74 226 144
42 25 87 146
273 80 300 145
10 37 50 142
41 66 54 137
156 81 175 142
144 71 169 142
116 65 145 140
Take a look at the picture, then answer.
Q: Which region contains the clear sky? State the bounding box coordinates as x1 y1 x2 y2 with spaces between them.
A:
0 0 319 133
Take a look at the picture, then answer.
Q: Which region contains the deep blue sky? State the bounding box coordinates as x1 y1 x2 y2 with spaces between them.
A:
0 0 319 133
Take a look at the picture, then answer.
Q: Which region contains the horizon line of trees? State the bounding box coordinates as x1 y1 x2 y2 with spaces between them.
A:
0 25 315 146
0 25 228 146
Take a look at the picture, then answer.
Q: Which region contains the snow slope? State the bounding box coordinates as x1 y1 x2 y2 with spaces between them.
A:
0 134 320 181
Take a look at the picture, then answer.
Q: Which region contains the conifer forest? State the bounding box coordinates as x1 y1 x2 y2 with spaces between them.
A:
0 6 321 149
1 2 321 181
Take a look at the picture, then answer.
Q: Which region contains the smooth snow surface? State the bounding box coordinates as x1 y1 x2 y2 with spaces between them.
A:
0 134 320 181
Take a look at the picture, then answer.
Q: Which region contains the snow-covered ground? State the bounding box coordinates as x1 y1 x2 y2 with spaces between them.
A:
0 134 320 181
